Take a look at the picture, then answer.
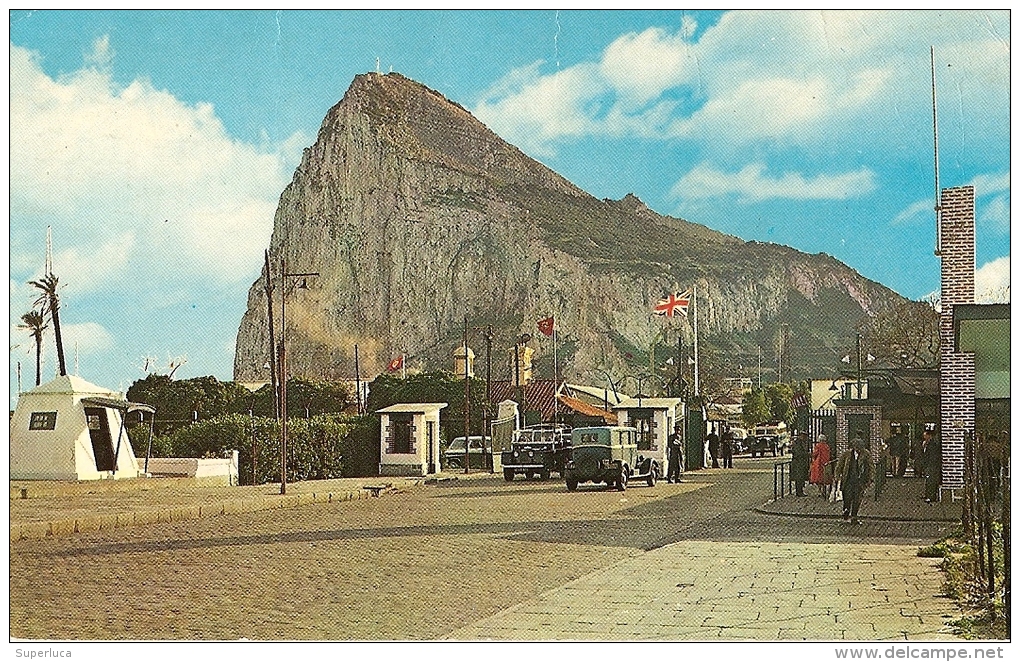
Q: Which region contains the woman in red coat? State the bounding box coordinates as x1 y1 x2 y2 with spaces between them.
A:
809 434 832 496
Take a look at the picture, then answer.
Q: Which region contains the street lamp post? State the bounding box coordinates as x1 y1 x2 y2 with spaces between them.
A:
278 257 318 496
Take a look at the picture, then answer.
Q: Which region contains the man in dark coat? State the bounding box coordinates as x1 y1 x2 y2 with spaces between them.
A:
920 430 941 502
790 431 810 496
666 423 684 483
836 436 873 524
720 428 734 468
706 429 720 468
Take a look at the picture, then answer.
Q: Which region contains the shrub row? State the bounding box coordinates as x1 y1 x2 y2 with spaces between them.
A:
129 413 380 485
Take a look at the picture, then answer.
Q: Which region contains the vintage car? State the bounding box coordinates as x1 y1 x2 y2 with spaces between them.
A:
563 425 658 491
501 425 570 481
444 436 492 470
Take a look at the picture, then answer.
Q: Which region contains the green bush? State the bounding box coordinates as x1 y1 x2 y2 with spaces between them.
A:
158 413 379 485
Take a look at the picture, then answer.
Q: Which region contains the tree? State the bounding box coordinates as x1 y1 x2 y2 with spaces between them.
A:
740 387 770 428
17 309 48 386
857 298 940 368
29 273 67 377
763 382 795 426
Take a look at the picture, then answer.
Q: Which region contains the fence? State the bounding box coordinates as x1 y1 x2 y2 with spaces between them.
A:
962 430 1009 627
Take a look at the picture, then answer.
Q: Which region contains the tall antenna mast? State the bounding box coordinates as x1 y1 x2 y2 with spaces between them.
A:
45 226 53 275
931 46 942 257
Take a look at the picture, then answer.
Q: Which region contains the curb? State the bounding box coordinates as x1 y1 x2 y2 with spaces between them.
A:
10 481 423 543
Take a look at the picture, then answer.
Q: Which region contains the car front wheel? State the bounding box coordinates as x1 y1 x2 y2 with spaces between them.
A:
647 466 657 487
503 469 515 482
566 478 578 491
447 458 461 470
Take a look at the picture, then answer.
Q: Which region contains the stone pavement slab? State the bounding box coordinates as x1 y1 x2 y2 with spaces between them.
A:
445 540 963 641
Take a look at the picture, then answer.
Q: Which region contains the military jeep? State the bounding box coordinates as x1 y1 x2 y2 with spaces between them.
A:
501 425 571 481
563 426 658 491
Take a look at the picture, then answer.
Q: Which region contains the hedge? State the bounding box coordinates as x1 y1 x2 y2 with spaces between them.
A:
131 413 381 485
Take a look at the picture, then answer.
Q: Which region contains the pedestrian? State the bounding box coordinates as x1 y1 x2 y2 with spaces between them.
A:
720 428 734 468
791 430 810 497
706 429 720 468
666 423 684 483
888 426 907 477
920 430 941 502
809 433 832 497
874 439 891 501
835 433 873 525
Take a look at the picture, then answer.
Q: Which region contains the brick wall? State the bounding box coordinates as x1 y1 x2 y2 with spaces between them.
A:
835 405 882 458
938 186 975 490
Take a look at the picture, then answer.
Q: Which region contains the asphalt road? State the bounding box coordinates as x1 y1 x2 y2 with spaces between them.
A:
9 459 951 641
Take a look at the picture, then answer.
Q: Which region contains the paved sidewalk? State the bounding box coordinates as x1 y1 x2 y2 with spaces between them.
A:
759 475 963 523
445 539 962 641
9 471 489 541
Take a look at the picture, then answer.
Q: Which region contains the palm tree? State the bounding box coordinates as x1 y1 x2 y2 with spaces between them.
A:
29 273 67 377
17 310 48 386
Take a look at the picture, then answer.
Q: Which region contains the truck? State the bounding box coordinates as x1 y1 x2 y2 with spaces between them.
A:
501 425 571 481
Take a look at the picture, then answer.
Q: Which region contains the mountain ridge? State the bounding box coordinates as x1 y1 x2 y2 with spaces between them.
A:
233 71 904 387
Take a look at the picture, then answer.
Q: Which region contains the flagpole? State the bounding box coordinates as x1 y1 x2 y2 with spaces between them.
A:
553 322 559 428
693 284 700 396
401 352 406 380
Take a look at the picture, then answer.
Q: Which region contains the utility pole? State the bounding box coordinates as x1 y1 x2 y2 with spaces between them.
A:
264 250 278 419
856 332 864 399
354 344 362 415
463 315 471 474
278 257 318 495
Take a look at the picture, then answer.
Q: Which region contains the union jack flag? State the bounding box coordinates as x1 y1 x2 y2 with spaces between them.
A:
653 291 691 318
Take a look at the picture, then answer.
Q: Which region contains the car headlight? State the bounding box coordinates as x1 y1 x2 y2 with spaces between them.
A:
513 450 519 457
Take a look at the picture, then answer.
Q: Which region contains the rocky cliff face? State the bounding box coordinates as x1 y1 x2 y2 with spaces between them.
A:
234 72 903 385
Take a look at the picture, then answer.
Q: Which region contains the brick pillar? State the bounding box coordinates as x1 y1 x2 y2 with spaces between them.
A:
938 186 975 491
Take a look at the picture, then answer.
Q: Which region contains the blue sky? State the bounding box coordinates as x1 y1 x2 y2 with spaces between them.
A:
8 10 1011 399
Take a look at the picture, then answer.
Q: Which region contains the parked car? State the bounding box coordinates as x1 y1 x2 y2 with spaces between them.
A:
748 435 778 458
444 436 492 470
563 426 658 491
501 425 571 481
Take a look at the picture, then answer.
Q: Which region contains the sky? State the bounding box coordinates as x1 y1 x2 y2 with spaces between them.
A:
7 9 1011 401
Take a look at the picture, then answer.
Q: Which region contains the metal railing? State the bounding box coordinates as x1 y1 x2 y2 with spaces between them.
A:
773 459 792 501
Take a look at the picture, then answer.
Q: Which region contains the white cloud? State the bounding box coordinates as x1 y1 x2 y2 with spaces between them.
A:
974 255 1010 303
61 321 114 354
892 199 934 226
473 10 1008 157
672 162 876 204
9 39 301 292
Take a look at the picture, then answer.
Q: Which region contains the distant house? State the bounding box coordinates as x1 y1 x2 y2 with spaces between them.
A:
487 379 616 427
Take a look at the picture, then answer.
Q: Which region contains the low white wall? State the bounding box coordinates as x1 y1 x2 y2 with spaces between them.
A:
142 451 239 485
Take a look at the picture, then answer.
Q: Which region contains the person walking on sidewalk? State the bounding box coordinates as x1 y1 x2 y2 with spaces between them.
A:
720 428 734 468
874 438 891 501
920 430 941 502
706 429 720 468
666 423 684 483
836 435 873 525
809 433 832 497
791 431 810 497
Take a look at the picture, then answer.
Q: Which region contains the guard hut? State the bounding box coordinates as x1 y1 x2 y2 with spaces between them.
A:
376 403 447 476
613 397 684 472
10 375 154 481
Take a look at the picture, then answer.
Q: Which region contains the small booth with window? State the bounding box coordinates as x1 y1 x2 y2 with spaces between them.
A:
613 397 684 472
376 403 447 477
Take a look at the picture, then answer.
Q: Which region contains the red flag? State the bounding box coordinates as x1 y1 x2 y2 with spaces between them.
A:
653 291 691 318
386 355 404 372
537 316 555 336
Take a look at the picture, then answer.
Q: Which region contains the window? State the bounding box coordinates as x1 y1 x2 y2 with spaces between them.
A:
29 411 57 430
630 409 654 450
391 414 413 454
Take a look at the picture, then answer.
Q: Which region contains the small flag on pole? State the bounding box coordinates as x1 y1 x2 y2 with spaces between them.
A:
386 355 404 372
653 291 691 318
537 316 555 336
